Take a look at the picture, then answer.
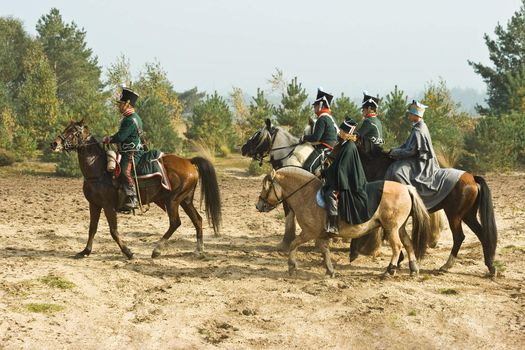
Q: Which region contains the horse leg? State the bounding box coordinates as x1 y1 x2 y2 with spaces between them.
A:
180 199 204 256
75 202 101 258
383 228 402 278
279 201 296 251
440 215 464 272
152 200 181 258
103 207 133 259
463 209 496 276
399 225 418 276
288 232 310 276
317 238 335 277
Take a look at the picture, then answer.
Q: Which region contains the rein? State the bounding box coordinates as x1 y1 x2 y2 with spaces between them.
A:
259 175 318 209
252 128 299 165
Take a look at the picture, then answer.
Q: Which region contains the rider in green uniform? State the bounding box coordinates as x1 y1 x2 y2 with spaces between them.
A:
301 87 338 173
103 87 145 211
356 91 384 154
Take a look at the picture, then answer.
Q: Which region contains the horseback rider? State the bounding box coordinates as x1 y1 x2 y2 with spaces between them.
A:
300 87 338 173
322 118 373 235
103 87 145 211
354 91 384 154
385 100 463 209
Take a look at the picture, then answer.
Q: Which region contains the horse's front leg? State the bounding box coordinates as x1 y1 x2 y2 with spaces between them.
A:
103 207 133 259
279 201 296 251
75 202 101 259
288 232 310 276
317 238 335 277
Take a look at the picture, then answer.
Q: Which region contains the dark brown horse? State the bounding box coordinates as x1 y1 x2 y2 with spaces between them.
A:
352 143 498 275
51 120 222 259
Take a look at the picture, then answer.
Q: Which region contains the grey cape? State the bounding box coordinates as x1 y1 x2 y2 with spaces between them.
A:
385 120 464 209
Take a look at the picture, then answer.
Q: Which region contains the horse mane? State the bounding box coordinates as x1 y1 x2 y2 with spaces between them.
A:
277 165 318 181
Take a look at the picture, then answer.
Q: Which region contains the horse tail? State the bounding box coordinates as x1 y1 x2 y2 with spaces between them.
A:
191 157 222 236
474 176 498 261
407 185 430 260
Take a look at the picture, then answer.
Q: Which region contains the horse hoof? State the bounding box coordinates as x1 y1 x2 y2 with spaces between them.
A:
277 241 291 252
349 253 359 263
326 270 336 278
194 250 206 259
74 249 90 259
151 250 161 259
439 266 450 273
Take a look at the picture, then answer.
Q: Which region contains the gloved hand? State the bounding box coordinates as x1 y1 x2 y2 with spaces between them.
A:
103 136 110 145
299 136 305 144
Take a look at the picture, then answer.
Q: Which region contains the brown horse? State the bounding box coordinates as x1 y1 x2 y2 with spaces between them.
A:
51 120 222 259
353 143 498 276
256 167 430 277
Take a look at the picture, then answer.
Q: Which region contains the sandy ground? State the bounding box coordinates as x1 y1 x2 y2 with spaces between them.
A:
0 164 524 349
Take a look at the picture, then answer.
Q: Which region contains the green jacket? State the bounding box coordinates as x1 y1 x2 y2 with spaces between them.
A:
357 116 384 145
109 112 143 151
303 113 338 147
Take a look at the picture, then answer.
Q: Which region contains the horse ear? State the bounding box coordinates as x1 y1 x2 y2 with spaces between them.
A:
270 168 276 179
265 118 272 130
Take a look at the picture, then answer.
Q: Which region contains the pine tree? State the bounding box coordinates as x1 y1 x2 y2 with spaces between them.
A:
248 88 274 133
469 0 525 114
331 93 360 124
382 86 410 145
275 77 310 136
186 92 237 155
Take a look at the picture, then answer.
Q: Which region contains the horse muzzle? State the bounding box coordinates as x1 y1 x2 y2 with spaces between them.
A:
256 198 276 212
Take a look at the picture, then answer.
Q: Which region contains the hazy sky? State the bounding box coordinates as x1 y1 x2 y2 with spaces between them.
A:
3 0 523 98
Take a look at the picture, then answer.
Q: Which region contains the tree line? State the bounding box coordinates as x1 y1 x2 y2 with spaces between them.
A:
1 4 525 175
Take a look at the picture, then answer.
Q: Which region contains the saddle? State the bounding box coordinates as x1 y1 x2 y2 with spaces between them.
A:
107 149 171 191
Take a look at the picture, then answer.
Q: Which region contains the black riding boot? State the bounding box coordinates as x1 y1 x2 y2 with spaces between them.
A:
324 188 339 235
122 182 139 210
326 215 339 235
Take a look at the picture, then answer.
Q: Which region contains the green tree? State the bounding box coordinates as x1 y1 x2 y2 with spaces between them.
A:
186 92 237 155
275 77 310 136
382 85 410 146
178 87 206 117
247 88 275 133
421 80 475 167
469 1 525 114
331 93 360 124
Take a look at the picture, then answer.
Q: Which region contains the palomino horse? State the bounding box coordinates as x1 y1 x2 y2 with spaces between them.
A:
352 144 498 276
256 167 430 277
51 120 222 259
241 119 446 254
241 119 314 249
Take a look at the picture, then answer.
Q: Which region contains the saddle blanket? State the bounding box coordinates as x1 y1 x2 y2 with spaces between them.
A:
115 150 171 191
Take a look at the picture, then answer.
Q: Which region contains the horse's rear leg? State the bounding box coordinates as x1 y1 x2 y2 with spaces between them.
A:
181 199 204 255
152 200 181 258
440 215 464 272
317 239 335 277
75 202 101 258
383 228 402 278
279 201 296 251
399 225 418 276
463 209 496 275
103 207 133 259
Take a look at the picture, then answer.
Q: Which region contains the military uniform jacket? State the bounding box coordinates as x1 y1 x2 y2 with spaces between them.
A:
109 112 144 153
385 120 464 209
357 116 384 145
324 140 384 225
303 113 338 148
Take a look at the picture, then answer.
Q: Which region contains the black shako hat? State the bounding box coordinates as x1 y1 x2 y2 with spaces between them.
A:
312 87 334 108
339 118 358 134
118 88 140 107
361 90 379 109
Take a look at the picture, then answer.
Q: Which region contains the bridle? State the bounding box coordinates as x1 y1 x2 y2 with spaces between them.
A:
258 171 317 210
56 124 99 151
248 127 299 165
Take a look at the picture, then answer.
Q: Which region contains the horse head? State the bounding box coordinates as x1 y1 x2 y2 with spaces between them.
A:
51 119 92 152
256 169 283 212
241 118 276 160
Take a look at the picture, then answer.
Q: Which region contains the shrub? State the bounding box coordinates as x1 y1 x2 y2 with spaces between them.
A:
247 159 272 176
0 148 16 166
55 152 82 177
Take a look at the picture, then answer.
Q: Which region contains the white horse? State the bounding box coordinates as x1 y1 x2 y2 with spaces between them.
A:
256 167 430 277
